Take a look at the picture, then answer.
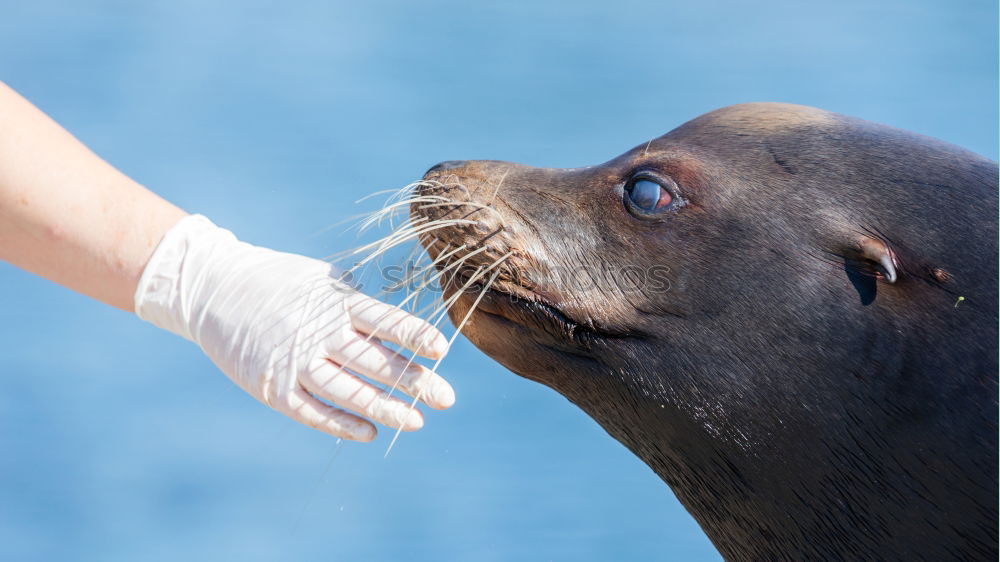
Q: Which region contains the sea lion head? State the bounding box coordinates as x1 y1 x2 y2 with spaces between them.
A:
410 102 998 559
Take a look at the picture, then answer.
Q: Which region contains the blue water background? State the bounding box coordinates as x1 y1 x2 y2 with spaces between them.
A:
0 1 995 560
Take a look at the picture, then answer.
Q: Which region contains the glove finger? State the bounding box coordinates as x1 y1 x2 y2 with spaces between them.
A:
325 334 456 410
299 357 425 431
280 386 377 442
347 296 449 359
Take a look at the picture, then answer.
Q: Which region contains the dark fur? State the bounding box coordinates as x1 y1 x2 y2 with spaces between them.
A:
413 103 998 561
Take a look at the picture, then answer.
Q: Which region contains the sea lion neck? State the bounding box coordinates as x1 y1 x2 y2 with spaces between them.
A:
575 348 997 561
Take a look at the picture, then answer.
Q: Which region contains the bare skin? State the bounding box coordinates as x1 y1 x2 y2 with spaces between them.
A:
0 81 187 311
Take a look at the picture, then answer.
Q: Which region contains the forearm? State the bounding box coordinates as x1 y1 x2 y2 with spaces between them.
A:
0 81 186 311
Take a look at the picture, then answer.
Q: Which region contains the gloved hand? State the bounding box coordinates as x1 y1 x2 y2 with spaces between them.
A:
134 214 454 441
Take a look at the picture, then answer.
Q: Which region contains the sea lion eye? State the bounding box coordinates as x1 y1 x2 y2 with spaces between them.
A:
623 175 680 217
628 179 670 210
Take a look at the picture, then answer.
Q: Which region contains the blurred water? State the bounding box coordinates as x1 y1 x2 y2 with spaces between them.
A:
0 1 995 560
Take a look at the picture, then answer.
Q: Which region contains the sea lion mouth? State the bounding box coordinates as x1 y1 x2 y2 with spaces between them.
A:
447 264 642 347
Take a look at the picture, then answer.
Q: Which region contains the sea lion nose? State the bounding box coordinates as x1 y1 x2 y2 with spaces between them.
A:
424 160 467 177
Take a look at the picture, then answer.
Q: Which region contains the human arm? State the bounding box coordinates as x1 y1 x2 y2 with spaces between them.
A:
0 81 454 441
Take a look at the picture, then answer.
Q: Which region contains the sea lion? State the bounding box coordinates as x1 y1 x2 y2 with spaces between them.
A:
410 103 998 561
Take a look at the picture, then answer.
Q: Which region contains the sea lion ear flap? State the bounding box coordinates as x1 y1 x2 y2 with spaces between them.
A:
858 236 898 283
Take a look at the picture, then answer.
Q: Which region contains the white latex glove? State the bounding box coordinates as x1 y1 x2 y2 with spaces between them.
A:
134 214 454 441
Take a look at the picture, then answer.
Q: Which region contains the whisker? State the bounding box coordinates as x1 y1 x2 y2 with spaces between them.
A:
358 260 489 442
317 244 483 426
348 219 477 270
325 216 432 264
417 200 491 211
405 246 489 319
307 182 430 239
487 168 510 206
384 253 512 457
354 185 414 205
326 181 515 457
289 439 345 536
387 240 452 298
358 196 450 234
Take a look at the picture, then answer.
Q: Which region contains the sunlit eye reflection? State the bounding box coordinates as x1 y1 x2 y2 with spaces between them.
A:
627 179 672 211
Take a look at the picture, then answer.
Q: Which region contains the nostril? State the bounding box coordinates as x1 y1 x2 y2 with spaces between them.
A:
424 160 466 176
